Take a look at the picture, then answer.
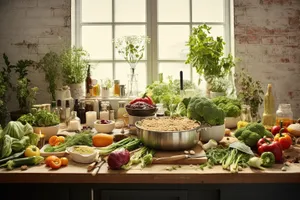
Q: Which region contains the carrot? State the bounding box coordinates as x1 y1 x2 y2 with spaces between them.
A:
92 133 114 147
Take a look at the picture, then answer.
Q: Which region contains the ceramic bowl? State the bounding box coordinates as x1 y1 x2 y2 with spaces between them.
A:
225 117 240 129
33 124 60 141
94 120 115 133
200 124 225 142
66 145 97 164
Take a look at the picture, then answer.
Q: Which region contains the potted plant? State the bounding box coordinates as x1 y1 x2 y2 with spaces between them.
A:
60 46 89 100
235 68 264 121
101 78 113 98
18 109 60 141
212 96 242 129
0 54 14 127
186 96 225 142
185 24 235 97
6 56 39 120
209 77 229 98
35 51 62 101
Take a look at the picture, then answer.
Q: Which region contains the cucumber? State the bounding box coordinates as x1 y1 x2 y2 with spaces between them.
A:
0 150 25 165
0 156 44 170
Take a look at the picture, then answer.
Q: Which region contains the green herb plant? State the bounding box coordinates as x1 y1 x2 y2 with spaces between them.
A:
0 54 14 127
60 46 89 84
209 77 229 93
36 52 62 101
235 68 264 120
185 24 235 92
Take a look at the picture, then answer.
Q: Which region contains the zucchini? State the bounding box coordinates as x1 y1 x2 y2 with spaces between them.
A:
0 156 44 170
0 150 25 165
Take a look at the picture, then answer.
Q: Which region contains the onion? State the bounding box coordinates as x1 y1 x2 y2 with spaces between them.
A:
107 148 130 170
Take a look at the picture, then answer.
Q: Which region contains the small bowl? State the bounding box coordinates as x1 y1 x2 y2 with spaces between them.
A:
94 120 115 133
200 124 225 142
33 124 60 141
125 107 158 117
66 145 97 164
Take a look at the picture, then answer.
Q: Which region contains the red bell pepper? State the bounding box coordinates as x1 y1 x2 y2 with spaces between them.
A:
129 93 154 105
274 128 293 150
257 137 283 163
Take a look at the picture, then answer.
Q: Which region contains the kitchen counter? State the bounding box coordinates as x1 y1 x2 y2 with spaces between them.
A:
1 158 300 184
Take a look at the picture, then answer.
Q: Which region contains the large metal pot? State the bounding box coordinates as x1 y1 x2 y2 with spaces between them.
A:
135 121 201 151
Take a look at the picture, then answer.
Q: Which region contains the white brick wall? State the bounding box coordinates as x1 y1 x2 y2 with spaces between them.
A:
0 0 71 113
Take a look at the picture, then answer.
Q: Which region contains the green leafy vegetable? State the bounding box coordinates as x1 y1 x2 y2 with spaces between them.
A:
2 121 25 139
18 110 59 127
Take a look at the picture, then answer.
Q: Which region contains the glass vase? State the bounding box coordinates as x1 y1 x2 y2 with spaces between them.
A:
127 67 138 98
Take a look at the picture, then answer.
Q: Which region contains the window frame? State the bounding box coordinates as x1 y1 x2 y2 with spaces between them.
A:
71 0 234 86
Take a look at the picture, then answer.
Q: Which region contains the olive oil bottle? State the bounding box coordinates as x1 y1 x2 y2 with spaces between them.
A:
262 84 276 128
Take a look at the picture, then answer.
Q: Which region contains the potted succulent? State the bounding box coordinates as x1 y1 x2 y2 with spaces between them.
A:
6 55 39 120
185 24 235 97
0 54 14 127
18 109 60 141
60 46 89 100
101 78 113 98
212 96 242 129
35 51 62 101
235 68 264 121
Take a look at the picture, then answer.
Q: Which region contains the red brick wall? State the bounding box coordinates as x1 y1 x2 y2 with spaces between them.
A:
234 0 300 119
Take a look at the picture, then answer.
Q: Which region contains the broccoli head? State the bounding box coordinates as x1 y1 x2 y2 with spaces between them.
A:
237 129 261 147
234 127 246 138
245 122 266 137
187 96 225 126
212 96 242 117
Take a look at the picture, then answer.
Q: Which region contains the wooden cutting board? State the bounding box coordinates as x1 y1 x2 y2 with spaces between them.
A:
152 144 207 165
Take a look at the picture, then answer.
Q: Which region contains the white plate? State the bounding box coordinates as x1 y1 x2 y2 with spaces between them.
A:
40 144 66 157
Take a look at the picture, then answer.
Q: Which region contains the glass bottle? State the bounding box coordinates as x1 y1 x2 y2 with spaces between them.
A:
262 84 276 127
51 101 60 119
67 111 81 131
276 104 293 128
73 99 79 114
65 100 71 121
86 64 92 97
92 79 100 97
57 100 65 122
78 101 86 124
117 101 127 119
114 80 120 97
241 104 252 122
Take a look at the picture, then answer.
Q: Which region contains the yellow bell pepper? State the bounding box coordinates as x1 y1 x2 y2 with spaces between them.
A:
237 121 249 129
24 145 40 157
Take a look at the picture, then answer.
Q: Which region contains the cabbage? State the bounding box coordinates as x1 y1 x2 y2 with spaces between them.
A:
23 123 34 135
107 148 130 170
0 135 12 158
2 121 24 139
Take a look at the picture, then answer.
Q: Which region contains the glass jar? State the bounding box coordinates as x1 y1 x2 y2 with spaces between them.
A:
276 104 293 128
241 104 252 122
117 101 127 119
127 74 138 98
67 111 81 131
114 80 120 97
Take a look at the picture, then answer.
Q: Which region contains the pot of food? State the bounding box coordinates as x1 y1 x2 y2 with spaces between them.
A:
135 117 201 151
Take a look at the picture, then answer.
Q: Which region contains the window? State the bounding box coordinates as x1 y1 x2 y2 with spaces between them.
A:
72 0 234 92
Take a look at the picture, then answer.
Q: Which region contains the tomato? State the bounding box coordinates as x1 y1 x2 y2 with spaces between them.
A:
24 145 40 157
49 157 62 169
49 136 58 146
60 157 69 166
49 136 65 146
45 155 59 167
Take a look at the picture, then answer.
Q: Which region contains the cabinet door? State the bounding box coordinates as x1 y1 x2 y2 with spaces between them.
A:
99 190 188 200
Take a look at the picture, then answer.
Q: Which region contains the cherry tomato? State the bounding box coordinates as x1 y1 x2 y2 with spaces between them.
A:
45 155 59 167
49 157 62 169
60 157 69 166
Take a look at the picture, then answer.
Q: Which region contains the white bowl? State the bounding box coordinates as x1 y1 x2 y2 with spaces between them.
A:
94 120 115 133
200 124 225 142
225 117 240 129
33 124 60 141
40 144 66 157
66 145 97 164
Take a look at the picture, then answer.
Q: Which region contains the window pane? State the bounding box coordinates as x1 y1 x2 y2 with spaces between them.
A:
159 62 191 81
158 0 189 22
82 0 112 22
90 62 113 81
115 0 146 22
192 0 224 22
115 62 147 93
114 25 146 60
158 25 190 60
82 26 112 60
193 25 224 40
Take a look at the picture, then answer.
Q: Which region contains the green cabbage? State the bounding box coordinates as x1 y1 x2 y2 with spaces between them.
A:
1 135 12 158
2 121 25 139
